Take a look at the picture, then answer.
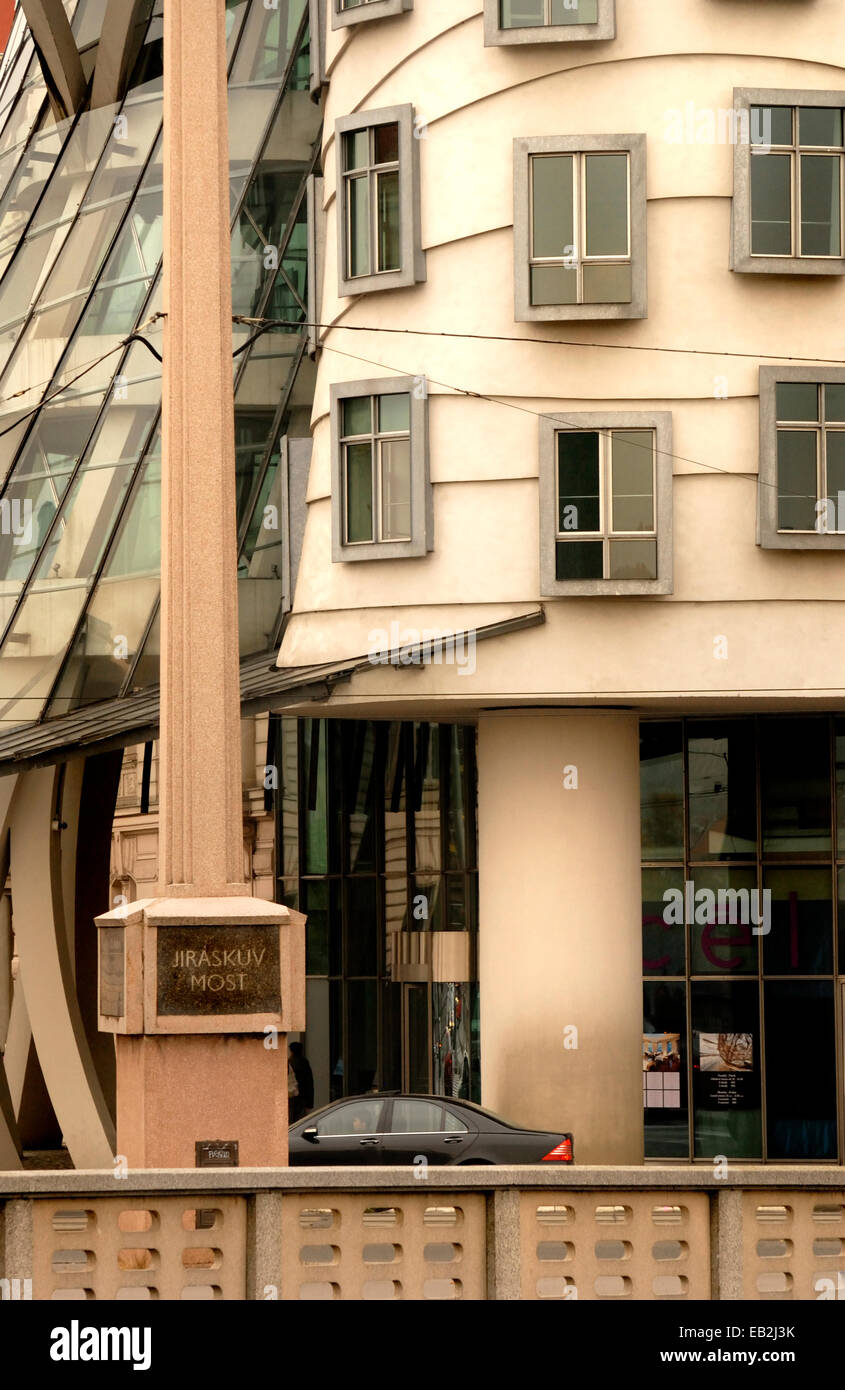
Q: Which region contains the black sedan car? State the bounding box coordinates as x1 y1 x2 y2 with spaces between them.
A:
288 1093 574 1166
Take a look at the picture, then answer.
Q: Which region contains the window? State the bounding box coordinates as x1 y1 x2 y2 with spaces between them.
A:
514 135 646 321
539 412 672 595
732 89 845 275
316 1099 385 1135
335 105 425 296
758 367 845 549
331 377 432 560
641 716 843 1162
333 0 412 28
484 0 615 45
391 1099 444 1133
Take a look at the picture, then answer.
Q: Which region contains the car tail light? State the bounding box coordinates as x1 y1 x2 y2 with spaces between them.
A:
542 1136 574 1163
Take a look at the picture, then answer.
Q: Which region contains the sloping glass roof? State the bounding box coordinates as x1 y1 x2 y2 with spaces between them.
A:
0 0 318 735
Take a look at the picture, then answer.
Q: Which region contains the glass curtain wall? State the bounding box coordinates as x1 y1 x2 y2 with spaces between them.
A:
274 717 480 1111
641 715 845 1162
0 0 318 728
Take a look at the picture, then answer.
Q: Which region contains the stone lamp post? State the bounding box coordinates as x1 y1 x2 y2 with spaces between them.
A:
95 0 305 1168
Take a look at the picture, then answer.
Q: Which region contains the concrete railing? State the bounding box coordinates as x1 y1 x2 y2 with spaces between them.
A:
1 1167 844 1300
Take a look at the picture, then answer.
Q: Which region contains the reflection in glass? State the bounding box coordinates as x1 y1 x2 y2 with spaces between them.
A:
760 717 830 857
642 867 685 976
691 981 761 1160
611 431 653 531
687 720 756 859
765 981 836 1159
800 155 840 256
751 153 791 255
688 868 757 975
640 722 683 860
531 154 573 259
643 981 688 1158
584 153 628 258
762 868 832 976
558 431 599 532
777 431 817 530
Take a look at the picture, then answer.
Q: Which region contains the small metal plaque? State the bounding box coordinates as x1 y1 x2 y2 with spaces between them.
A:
99 927 125 1018
196 1140 239 1168
156 924 281 1016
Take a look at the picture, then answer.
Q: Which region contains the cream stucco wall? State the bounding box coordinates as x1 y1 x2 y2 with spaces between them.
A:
281 0 845 713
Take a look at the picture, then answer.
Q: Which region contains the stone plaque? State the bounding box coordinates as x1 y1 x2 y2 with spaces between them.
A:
100 927 125 1018
156 924 280 1016
196 1140 239 1168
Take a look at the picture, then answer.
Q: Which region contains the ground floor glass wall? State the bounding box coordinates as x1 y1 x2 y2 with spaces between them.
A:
641 715 845 1162
273 716 480 1111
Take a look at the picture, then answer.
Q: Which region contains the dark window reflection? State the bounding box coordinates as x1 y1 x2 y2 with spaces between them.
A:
763 868 833 975
689 868 758 976
642 868 685 976
835 720 845 856
688 720 756 860
643 981 688 1158
691 981 762 1160
285 718 479 1104
760 717 830 858
640 722 683 860
765 981 836 1159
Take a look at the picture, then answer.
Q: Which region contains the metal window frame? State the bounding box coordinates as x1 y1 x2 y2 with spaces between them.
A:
339 394 412 546
515 133 646 321
554 427 657 579
758 365 845 549
335 104 425 297
539 410 672 595
733 88 845 276
331 375 431 561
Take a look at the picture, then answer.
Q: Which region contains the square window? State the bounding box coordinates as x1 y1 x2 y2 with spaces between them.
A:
484 0 615 45
331 378 432 561
514 135 646 321
733 89 845 276
540 413 673 595
758 367 845 548
336 106 426 296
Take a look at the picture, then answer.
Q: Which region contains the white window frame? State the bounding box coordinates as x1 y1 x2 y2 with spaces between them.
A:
335 105 426 297
758 366 845 549
331 376 432 561
539 412 673 596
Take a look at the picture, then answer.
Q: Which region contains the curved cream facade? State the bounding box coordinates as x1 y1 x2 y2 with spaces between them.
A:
283 0 845 714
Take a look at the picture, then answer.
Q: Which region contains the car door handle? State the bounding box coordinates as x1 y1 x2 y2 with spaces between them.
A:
443 1136 464 1144
359 1138 380 1146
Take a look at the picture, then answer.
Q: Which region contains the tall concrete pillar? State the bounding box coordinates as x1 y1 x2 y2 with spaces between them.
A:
478 711 643 1164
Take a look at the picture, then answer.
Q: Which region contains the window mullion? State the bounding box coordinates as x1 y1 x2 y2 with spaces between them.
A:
578 154 585 303
793 141 799 258
373 425 380 543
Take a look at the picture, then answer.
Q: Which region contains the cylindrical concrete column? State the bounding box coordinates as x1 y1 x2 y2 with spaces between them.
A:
478 711 643 1164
